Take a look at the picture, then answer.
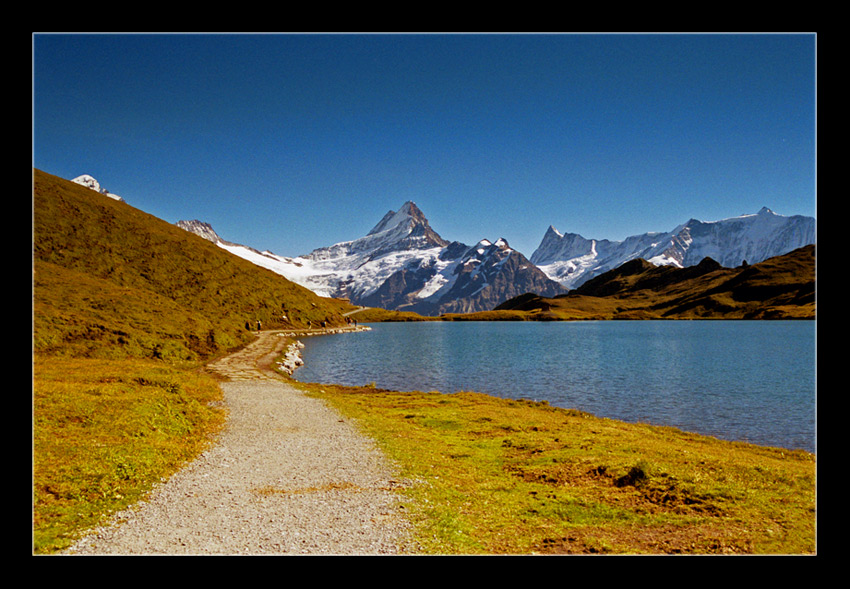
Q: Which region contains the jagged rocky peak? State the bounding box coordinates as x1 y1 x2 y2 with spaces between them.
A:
467 238 512 259
363 201 449 250
176 219 224 244
169 197 567 315
368 201 428 235
530 226 595 267
543 225 563 239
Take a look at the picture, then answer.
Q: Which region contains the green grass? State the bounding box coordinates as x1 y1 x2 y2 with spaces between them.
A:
299 383 816 554
32 355 227 554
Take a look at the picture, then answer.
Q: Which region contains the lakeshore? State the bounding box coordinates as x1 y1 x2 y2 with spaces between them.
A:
293 320 816 453
36 324 816 555
32 169 816 555
217 324 817 554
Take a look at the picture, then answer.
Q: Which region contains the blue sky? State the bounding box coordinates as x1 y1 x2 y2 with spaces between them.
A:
33 33 816 258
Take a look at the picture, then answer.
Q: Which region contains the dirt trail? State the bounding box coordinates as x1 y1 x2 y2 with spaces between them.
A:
206 329 297 381
65 328 412 555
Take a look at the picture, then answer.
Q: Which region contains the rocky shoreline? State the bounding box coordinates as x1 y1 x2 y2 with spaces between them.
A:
274 326 372 376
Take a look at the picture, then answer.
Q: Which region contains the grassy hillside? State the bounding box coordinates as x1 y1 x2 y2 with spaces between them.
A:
32 168 355 553
33 355 227 553
494 245 815 321
33 168 354 361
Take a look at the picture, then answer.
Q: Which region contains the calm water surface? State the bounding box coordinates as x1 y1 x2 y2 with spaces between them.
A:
295 321 816 452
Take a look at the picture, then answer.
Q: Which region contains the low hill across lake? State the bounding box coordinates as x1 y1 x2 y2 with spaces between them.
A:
33 169 355 361
493 245 815 321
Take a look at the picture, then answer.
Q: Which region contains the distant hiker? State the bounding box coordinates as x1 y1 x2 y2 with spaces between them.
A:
256 320 262 331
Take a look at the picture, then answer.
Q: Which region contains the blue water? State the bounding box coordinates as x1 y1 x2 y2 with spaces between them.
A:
294 321 816 453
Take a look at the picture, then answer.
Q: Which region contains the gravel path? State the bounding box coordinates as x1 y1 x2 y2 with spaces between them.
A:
64 330 414 555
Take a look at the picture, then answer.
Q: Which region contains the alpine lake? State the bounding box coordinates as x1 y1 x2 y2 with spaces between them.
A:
294 320 816 454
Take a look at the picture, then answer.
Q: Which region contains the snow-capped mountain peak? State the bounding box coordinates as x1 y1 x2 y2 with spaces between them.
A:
298 201 449 268
176 199 812 315
179 202 453 301
71 174 125 202
366 201 449 252
71 174 100 191
368 201 427 235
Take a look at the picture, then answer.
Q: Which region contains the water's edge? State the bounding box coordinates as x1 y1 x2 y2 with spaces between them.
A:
294 321 815 453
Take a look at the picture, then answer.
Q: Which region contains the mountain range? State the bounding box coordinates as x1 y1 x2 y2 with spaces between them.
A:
531 207 815 290
178 200 814 316
179 202 567 315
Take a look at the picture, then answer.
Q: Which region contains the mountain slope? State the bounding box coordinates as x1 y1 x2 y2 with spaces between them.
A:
180 202 567 315
496 245 815 320
33 169 353 360
531 207 816 290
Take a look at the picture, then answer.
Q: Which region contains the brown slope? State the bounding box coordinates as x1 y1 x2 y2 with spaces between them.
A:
495 245 815 320
33 169 355 360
